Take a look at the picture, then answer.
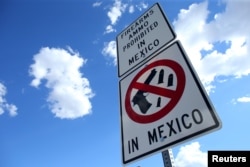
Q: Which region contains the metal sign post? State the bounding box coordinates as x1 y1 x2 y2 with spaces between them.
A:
162 149 175 167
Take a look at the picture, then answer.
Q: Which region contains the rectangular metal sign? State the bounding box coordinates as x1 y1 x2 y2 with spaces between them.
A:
116 3 175 77
119 41 221 164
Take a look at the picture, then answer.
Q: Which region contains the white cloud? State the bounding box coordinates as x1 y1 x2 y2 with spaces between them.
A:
104 25 116 34
128 5 135 14
104 0 127 34
135 2 148 11
29 47 94 119
107 0 127 25
0 82 18 117
93 1 102 7
102 40 117 65
173 0 250 93
237 96 250 103
127 2 148 14
174 142 207 167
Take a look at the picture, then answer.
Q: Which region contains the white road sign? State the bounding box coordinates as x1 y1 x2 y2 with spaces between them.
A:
116 3 175 77
119 41 221 164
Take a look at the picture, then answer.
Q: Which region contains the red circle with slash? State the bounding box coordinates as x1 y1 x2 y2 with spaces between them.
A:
125 59 186 124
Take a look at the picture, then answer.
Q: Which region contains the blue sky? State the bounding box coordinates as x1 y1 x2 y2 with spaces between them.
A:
0 0 250 167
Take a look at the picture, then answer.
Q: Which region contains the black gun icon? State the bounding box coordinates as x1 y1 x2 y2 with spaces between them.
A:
132 69 157 114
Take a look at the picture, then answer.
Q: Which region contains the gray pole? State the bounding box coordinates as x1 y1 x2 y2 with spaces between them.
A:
162 149 175 167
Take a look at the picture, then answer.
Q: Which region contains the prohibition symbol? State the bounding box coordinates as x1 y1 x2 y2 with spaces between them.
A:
125 59 186 124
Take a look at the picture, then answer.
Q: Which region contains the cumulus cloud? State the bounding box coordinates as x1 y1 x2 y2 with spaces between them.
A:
174 142 207 167
173 0 250 93
29 47 94 119
102 40 117 65
0 82 18 117
107 0 127 25
104 0 127 34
